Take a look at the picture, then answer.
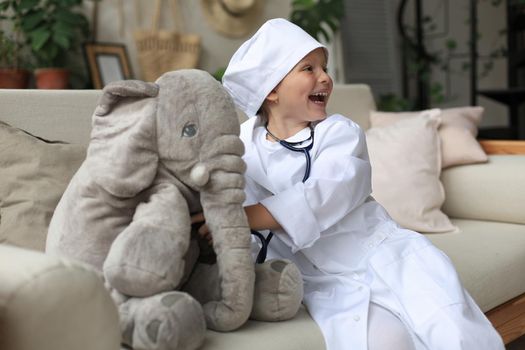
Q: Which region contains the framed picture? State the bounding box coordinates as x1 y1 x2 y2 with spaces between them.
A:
84 43 133 89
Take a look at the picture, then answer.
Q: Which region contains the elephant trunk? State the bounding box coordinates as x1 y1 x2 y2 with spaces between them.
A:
198 174 255 331
184 134 254 331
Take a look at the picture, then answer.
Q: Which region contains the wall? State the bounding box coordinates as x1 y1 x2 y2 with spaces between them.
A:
474 1 508 128
340 0 401 98
340 0 508 127
425 0 508 127
84 0 292 79
401 0 508 127
3 0 509 127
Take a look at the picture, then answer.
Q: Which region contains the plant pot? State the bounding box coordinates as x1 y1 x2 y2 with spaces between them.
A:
0 68 31 89
34 68 69 89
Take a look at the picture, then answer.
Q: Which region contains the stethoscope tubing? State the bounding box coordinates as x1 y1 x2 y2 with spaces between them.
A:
253 124 314 263
278 138 313 183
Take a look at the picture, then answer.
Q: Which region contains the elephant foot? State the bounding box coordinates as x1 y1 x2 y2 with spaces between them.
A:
251 259 304 321
119 291 206 350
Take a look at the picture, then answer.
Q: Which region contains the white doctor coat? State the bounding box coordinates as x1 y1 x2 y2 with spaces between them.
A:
240 114 504 350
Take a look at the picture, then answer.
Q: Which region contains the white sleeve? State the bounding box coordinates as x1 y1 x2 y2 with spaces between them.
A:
243 176 260 206
260 118 372 253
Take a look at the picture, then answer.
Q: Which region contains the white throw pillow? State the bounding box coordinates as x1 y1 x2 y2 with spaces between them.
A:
370 107 488 168
366 111 457 233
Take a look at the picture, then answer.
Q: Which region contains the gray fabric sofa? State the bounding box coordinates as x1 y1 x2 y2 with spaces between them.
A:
1 85 524 350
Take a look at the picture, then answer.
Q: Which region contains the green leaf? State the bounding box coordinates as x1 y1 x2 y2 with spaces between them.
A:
377 93 413 112
52 31 70 49
324 17 338 32
55 8 81 24
20 11 45 31
433 95 444 104
35 39 59 66
293 0 314 8
18 0 40 11
0 2 10 11
483 61 494 70
58 0 79 6
318 26 330 43
212 67 226 81
431 82 443 94
52 21 74 37
445 39 457 50
30 29 50 51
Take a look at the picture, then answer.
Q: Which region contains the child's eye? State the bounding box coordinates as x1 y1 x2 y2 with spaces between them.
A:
303 66 313 72
323 67 328 73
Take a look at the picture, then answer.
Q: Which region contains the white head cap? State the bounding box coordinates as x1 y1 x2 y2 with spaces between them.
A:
222 18 326 117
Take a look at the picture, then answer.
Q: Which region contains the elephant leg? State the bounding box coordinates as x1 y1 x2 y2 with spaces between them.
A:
250 259 304 322
104 184 192 297
118 291 206 350
182 262 221 304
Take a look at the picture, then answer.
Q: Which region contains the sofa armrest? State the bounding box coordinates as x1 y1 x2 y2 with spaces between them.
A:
0 245 120 350
441 155 525 224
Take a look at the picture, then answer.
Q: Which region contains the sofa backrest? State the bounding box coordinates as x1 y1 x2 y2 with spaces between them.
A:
327 84 375 130
0 89 101 145
0 84 375 146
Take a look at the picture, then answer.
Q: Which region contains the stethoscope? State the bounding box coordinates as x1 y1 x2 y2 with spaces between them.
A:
252 123 315 263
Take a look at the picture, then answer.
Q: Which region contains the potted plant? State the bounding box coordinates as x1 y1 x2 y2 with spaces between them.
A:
0 1 32 88
0 31 32 88
17 0 89 89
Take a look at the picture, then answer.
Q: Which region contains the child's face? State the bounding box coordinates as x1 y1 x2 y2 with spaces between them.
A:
266 47 333 124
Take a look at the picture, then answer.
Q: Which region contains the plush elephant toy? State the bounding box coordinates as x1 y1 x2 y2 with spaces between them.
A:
46 69 303 350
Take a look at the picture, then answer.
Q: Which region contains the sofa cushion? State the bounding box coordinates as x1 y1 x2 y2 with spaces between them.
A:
370 107 488 168
427 219 525 312
203 306 325 350
366 113 456 233
441 155 525 225
0 122 85 251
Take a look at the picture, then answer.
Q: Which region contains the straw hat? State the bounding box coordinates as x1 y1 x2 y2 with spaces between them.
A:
201 0 264 38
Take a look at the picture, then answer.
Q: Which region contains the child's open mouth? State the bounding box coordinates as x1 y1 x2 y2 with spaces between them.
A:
309 92 328 105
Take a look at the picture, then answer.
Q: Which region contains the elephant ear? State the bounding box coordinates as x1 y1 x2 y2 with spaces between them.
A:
86 80 160 198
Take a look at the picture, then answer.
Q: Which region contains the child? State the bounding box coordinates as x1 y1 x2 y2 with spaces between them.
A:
211 18 504 350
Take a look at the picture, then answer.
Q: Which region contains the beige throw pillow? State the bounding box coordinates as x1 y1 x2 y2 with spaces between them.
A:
366 112 457 233
0 121 85 251
370 107 488 168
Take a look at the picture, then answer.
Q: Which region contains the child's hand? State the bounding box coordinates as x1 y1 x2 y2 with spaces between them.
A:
191 212 213 245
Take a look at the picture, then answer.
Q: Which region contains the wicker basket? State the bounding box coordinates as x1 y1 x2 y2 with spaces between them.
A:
134 0 201 82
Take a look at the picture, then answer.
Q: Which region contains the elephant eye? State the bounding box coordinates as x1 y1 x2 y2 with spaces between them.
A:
182 123 198 137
